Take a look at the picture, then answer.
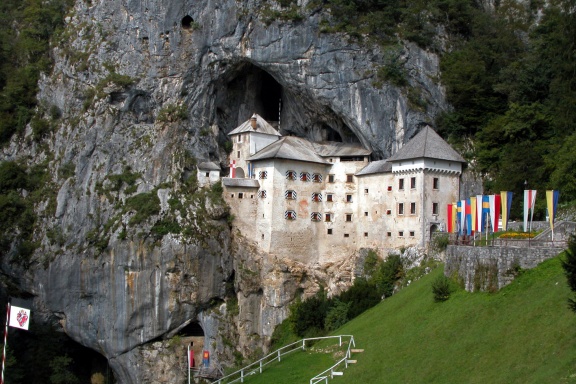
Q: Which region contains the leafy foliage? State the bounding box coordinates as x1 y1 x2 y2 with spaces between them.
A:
561 236 576 312
431 274 455 302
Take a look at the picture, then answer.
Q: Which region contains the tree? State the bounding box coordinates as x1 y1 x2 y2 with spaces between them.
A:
562 236 576 313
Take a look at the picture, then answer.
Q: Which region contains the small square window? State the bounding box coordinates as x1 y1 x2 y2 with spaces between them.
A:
387 186 392 191
399 179 404 190
364 232 368 237
410 202 416 215
399 231 404 237
387 232 392 237
398 203 404 215
325 213 332 222
433 177 439 190
364 188 369 194
432 202 439 215
364 212 368 216
328 174 335 183
327 228 333 235
409 231 415 237
326 194 333 202
250 194 254 199
344 233 350 238
205 172 210 177
286 170 297 180
346 174 354 183
346 194 353 203
346 214 352 222
386 209 392 215
411 177 416 189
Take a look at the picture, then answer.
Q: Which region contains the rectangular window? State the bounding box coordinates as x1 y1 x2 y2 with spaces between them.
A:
328 174 335 183
399 231 404 237
399 178 404 190
285 190 297 200
312 193 322 202
259 171 268 179
327 228 333 235
346 194 353 203
237 135 242 143
409 231 415 237
237 151 240 158
238 193 244 199
258 190 267 198
285 210 296 220
346 214 352 222
398 203 404 215
410 202 416 215
387 232 392 237
364 188 369 194
326 193 333 202
325 213 332 222
311 212 322 221
387 186 392 191
312 173 323 183
364 232 368 237
300 172 311 182
386 209 392 215
205 172 210 177
346 174 354 183
433 177 439 190
364 212 368 216
432 202 439 215
411 177 416 189
344 233 350 238
286 170 297 180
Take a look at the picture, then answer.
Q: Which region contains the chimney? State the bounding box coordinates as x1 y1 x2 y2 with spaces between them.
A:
250 114 257 130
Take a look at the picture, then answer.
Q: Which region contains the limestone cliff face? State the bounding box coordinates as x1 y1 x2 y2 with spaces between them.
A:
0 0 449 382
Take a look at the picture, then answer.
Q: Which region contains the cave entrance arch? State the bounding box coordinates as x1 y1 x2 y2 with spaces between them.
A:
177 321 205 368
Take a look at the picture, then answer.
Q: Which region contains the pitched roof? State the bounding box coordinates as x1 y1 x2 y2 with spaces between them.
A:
248 136 331 165
312 141 372 157
387 126 465 163
197 162 220 171
356 160 392 176
221 178 260 188
228 113 281 137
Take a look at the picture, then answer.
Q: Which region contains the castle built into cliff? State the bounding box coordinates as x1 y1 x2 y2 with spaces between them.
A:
200 114 465 263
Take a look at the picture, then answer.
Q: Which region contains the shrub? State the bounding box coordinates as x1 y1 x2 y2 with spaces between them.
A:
562 235 576 313
125 191 160 225
157 104 188 123
432 233 450 252
288 290 329 337
432 274 455 302
325 300 351 331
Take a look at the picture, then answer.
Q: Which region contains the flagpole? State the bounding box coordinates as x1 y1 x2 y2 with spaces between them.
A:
187 343 191 384
1 301 11 384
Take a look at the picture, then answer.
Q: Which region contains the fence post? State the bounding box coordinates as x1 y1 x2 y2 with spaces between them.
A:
339 335 342 347
302 339 305 350
278 349 281 362
260 360 262 374
241 369 244 383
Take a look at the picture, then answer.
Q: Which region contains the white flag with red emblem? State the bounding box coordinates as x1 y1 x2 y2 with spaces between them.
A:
9 305 30 331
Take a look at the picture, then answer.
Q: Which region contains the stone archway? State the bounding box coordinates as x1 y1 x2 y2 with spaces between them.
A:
235 167 245 178
430 224 439 239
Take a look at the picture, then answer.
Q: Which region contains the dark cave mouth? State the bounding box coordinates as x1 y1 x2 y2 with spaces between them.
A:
214 61 359 144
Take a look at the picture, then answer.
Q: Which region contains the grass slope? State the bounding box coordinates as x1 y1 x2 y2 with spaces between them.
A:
240 256 576 383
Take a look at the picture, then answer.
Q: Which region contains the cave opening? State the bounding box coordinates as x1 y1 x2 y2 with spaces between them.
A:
177 321 205 368
5 325 115 383
181 15 194 29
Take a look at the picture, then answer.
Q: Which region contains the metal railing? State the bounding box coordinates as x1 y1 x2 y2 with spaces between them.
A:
309 335 356 384
213 335 356 384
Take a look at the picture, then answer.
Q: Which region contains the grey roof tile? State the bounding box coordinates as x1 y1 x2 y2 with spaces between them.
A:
228 113 281 137
248 136 331 165
222 178 260 188
356 160 392 176
387 126 465 163
198 162 221 171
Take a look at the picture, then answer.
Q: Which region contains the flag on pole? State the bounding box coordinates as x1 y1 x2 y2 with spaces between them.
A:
476 195 484 233
481 195 490 233
546 190 560 231
470 197 477 233
500 191 513 231
456 201 462 234
465 198 472 236
523 190 537 232
8 304 30 331
447 204 454 233
230 160 236 178
188 345 194 368
203 350 210 367
488 194 501 233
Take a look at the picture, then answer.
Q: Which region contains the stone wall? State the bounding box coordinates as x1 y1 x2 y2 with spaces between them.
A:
444 245 565 292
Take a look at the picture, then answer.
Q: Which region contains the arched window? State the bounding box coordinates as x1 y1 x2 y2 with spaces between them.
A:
285 210 296 220
300 172 311 182
286 170 297 180
311 193 322 202
311 212 322 221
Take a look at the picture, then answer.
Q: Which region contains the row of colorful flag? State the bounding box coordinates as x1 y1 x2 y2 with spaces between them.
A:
446 190 560 235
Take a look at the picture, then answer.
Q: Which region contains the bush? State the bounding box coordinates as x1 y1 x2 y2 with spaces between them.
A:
562 235 576 313
432 274 455 302
324 300 350 331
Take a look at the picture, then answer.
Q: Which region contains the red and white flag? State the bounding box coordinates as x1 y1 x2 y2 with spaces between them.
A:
523 189 537 232
230 160 236 178
9 305 30 331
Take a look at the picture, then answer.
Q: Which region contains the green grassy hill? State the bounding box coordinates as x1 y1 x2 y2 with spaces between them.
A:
239 256 576 383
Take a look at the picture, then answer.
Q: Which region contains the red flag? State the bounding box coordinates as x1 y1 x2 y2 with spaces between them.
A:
230 160 236 178
188 348 194 368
